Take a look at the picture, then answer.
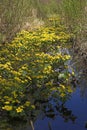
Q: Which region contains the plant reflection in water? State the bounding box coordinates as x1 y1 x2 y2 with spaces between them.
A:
34 97 77 123
0 98 77 130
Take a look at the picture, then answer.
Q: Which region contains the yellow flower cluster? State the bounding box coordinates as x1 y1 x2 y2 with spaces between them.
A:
0 17 74 118
43 65 52 74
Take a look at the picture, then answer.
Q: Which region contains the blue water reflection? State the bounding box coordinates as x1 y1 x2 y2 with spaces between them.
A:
34 87 87 130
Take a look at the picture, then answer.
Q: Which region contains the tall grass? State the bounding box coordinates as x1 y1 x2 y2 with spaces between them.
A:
60 0 87 31
0 0 36 42
0 0 87 42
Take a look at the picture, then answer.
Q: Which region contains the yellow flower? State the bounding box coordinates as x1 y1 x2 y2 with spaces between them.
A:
4 101 10 104
2 105 12 111
25 101 30 107
72 71 75 75
46 81 52 86
31 105 35 109
14 77 21 82
12 91 18 98
60 84 65 89
27 76 31 80
16 106 23 113
60 93 65 97
64 55 71 60
37 75 43 79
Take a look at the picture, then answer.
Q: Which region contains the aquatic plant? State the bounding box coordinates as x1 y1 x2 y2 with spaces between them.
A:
0 18 74 119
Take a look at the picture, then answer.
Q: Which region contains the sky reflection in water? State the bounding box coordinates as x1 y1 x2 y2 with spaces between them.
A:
34 86 87 130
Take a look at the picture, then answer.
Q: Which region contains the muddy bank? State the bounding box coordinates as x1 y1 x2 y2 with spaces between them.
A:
73 39 87 64
71 40 87 88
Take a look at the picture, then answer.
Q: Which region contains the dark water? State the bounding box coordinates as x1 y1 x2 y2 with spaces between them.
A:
34 86 87 130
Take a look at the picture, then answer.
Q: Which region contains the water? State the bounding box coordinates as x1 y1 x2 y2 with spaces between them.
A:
34 86 87 130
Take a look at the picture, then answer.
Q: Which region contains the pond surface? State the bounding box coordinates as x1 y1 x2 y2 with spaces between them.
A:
34 85 87 130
